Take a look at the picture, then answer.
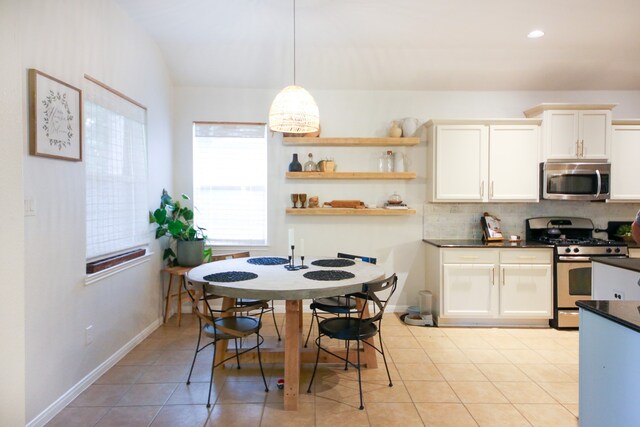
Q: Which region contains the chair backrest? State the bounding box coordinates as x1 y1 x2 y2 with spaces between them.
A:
337 252 377 265
358 274 397 326
210 251 251 262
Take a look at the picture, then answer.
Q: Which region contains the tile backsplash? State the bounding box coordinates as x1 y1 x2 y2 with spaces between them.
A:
423 201 640 240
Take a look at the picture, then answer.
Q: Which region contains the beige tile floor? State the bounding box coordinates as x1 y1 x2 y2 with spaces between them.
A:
47 312 579 427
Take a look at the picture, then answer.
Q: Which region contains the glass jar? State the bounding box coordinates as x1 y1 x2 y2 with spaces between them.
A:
386 150 394 172
304 153 317 171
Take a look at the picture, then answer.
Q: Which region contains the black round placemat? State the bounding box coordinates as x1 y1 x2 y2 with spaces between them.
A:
303 270 355 281
247 257 289 265
204 271 258 282
311 259 356 268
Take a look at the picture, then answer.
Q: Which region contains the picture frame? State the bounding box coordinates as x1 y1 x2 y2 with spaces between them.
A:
29 69 82 161
480 212 504 241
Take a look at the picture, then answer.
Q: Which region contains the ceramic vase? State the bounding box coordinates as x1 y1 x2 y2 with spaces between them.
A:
288 153 302 172
388 121 402 138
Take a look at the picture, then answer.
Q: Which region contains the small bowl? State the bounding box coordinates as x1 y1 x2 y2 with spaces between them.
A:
276 379 285 390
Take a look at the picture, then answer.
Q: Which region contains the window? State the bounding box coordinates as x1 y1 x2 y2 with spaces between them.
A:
193 122 267 246
84 75 149 263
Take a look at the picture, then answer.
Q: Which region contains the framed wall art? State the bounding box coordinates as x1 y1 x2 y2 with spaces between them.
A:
29 69 82 161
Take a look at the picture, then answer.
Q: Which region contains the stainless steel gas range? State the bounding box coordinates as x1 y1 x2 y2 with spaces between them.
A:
526 217 628 329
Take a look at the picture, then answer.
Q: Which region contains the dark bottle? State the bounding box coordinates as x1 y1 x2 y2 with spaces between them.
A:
288 153 302 172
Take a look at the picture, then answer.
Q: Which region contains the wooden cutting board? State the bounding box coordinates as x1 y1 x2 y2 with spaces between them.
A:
323 200 365 209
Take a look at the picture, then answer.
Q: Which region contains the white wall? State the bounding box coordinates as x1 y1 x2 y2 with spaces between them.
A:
0 0 26 423
174 88 640 311
17 0 173 423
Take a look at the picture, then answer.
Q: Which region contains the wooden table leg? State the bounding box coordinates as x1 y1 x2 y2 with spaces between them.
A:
177 276 184 327
214 297 236 367
284 299 301 411
357 298 378 369
163 274 174 323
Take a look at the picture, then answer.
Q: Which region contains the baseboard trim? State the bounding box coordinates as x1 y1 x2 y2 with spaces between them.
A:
26 318 162 427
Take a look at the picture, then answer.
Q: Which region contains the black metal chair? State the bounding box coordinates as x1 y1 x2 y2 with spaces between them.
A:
306 274 398 410
211 251 281 341
303 253 377 348
184 280 269 407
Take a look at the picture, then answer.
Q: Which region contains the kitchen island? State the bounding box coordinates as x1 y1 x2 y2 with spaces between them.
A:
577 300 640 427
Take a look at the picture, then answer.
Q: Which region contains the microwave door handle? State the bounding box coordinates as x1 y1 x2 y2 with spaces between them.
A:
595 169 601 198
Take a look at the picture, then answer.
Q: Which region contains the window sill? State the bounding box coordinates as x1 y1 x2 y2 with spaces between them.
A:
85 252 154 286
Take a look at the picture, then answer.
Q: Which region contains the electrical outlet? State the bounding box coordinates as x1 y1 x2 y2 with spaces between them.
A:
85 325 94 346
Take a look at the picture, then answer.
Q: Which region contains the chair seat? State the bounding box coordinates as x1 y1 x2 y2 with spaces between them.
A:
311 296 357 314
203 316 261 340
319 317 378 341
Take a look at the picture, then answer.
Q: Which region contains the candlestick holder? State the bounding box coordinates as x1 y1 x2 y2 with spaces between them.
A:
285 246 309 271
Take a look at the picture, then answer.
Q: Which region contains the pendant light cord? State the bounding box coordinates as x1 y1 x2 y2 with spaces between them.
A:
293 0 296 85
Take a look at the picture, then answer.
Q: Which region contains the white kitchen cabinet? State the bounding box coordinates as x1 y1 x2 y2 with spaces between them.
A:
610 123 640 201
592 259 640 300
443 264 496 317
426 120 541 203
489 125 540 201
499 264 552 317
425 245 553 326
524 104 615 161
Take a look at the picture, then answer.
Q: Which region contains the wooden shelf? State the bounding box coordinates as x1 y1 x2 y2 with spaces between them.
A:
286 171 416 180
282 137 420 146
286 208 416 216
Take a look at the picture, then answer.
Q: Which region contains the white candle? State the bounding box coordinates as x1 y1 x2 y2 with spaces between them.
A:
288 228 294 255
300 238 305 257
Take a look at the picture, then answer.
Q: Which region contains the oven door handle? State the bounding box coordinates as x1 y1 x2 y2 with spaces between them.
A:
559 255 628 262
595 169 601 199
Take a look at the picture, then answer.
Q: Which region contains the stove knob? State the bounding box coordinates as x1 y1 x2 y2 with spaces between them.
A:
615 248 621 253
606 248 612 253
565 248 572 253
573 248 580 253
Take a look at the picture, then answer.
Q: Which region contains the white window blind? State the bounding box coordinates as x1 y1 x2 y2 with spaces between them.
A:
84 77 149 260
193 122 267 246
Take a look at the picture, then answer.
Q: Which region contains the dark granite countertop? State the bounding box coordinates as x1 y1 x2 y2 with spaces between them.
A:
577 300 640 333
591 257 640 273
422 239 554 249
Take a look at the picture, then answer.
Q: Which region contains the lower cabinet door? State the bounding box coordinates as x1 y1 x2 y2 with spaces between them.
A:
443 264 497 317
499 264 552 318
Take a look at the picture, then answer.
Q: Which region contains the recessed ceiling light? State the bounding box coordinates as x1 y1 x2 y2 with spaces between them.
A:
528 30 545 39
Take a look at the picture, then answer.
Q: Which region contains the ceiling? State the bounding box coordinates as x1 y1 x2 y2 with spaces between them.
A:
114 0 640 90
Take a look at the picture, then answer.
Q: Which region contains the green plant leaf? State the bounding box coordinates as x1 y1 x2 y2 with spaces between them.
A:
168 219 184 237
181 193 190 200
148 211 156 224
153 208 167 224
182 209 194 221
155 227 167 239
163 247 176 260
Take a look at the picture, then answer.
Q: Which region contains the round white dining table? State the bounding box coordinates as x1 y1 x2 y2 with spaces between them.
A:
186 256 385 410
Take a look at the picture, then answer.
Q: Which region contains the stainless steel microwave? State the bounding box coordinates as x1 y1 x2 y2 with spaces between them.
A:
541 162 611 201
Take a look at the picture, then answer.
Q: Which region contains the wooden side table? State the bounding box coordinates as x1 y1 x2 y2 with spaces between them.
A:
161 266 193 326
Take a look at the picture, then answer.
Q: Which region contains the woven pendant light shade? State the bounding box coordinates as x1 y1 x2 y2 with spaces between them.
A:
269 85 319 133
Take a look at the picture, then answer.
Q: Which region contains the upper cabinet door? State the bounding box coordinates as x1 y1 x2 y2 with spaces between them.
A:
579 110 611 159
434 125 488 201
610 124 640 201
544 110 580 160
489 125 540 202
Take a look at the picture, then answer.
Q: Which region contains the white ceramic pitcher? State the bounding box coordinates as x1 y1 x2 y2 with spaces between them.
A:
393 152 407 172
400 117 420 137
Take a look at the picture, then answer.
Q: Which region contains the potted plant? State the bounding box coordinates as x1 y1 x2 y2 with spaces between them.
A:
150 189 209 266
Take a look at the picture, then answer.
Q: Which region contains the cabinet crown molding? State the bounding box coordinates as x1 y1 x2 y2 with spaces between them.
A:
425 118 541 127
524 103 617 118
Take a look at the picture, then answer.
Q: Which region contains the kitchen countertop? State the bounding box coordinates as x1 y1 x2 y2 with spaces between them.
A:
591 257 640 273
577 300 640 333
422 239 554 248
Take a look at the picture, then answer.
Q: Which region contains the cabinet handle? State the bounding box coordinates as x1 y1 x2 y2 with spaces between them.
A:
460 256 479 260
491 267 495 285
480 181 485 197
576 140 580 157
501 267 505 285
518 256 537 259
580 140 585 157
